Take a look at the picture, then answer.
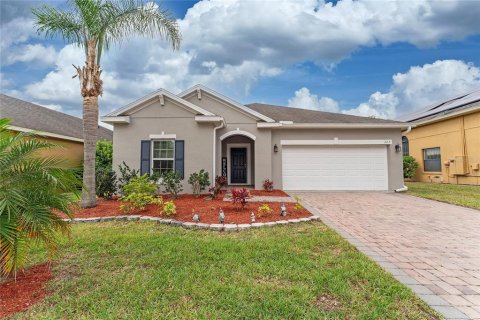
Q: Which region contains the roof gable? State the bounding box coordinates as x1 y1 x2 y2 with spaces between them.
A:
178 84 275 123
105 89 214 117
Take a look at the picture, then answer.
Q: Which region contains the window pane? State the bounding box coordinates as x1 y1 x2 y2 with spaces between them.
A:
152 140 174 159
160 140 174 150
423 148 441 172
402 136 409 156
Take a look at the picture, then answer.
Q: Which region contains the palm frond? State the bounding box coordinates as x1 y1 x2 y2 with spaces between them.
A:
32 4 84 45
0 120 82 276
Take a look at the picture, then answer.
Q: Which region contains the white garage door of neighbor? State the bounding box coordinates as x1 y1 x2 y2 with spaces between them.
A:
282 145 388 191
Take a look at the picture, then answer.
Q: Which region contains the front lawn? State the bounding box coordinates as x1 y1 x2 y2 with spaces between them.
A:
7 222 439 319
406 182 480 210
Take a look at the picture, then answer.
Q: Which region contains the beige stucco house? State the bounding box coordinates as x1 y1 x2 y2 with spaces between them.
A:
102 85 408 192
1 94 112 167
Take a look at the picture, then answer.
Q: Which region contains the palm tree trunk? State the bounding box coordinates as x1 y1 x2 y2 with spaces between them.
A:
80 95 98 208
77 39 103 208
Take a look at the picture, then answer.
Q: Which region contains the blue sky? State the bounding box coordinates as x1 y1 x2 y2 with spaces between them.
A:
1 0 480 121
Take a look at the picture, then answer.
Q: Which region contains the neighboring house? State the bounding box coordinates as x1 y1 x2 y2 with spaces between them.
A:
102 84 408 192
0 94 113 167
399 90 480 185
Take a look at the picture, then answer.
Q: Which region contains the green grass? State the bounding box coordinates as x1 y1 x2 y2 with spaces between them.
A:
406 182 480 210
10 222 440 319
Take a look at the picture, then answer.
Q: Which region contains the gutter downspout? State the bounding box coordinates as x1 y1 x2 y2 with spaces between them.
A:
212 120 225 184
396 126 412 192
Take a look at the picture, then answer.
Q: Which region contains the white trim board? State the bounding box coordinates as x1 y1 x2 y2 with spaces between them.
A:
105 88 214 117
258 122 408 129
220 129 256 141
7 125 84 143
100 116 130 124
280 139 392 146
226 143 252 186
149 133 177 139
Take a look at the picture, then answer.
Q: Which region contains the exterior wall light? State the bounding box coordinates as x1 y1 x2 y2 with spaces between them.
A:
273 144 278 153
395 144 401 153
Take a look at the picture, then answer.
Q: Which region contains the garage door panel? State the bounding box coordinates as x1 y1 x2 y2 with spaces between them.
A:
282 145 388 191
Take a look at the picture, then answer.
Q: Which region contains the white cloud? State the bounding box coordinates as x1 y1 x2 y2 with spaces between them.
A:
287 87 340 112
4 44 58 66
289 60 480 119
6 0 480 117
0 17 35 51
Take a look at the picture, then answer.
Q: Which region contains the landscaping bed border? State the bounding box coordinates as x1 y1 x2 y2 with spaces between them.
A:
62 215 321 231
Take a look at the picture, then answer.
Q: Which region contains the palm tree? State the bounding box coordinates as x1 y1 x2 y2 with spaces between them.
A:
0 118 82 277
32 0 181 208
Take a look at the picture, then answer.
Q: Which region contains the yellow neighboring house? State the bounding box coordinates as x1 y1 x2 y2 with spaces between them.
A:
400 90 480 185
0 94 112 167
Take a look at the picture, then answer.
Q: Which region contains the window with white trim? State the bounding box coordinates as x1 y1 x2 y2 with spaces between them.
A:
423 147 441 172
152 140 174 175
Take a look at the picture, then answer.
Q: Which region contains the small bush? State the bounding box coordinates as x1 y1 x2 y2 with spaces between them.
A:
162 201 176 216
294 196 303 210
262 179 274 192
209 175 227 199
188 169 210 197
96 140 113 171
257 203 273 218
161 171 183 198
123 175 157 196
120 175 159 214
403 156 419 179
230 187 251 211
95 168 117 200
120 193 155 213
118 161 139 191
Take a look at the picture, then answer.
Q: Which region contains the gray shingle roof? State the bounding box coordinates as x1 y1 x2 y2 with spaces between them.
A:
0 94 112 141
246 103 405 124
397 89 480 122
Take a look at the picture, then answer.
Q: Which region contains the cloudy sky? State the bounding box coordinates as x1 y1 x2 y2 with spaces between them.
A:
1 0 480 121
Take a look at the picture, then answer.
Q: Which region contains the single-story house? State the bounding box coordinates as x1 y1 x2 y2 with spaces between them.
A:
1 94 113 167
102 84 408 192
399 90 480 185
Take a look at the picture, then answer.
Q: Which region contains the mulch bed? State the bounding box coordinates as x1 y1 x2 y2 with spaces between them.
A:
248 189 289 197
68 194 311 224
0 263 53 318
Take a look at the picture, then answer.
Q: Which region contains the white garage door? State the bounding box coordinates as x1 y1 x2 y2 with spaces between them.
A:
282 145 388 191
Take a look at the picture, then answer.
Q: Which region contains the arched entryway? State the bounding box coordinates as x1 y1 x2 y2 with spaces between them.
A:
220 131 255 186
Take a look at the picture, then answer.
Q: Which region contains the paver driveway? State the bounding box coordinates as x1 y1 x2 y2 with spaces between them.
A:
295 192 480 320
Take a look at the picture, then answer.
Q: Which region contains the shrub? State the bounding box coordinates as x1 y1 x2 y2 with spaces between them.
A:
262 179 274 192
161 170 183 198
209 175 227 199
257 203 273 218
188 169 210 197
123 175 157 196
120 193 155 213
95 168 117 199
162 201 176 216
403 156 419 179
96 140 113 171
294 196 303 210
118 161 139 191
119 175 160 213
230 187 251 211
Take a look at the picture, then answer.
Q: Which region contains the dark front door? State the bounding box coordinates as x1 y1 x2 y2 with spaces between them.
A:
231 148 247 183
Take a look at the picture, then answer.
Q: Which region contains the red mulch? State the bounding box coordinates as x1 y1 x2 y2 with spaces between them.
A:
0 263 53 318
68 194 311 224
249 189 289 197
